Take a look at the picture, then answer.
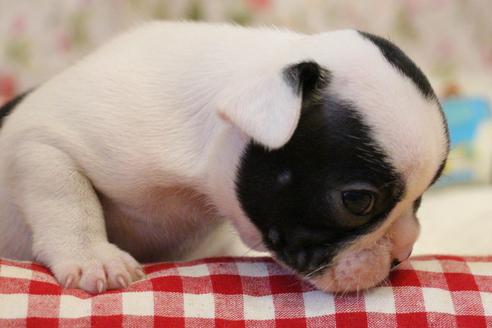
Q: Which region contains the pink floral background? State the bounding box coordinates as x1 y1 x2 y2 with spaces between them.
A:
1 0 492 105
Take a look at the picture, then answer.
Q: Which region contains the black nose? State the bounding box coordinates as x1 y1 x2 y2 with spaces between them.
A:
391 259 401 270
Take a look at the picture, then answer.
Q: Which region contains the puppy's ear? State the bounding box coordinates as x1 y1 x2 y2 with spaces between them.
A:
219 61 329 149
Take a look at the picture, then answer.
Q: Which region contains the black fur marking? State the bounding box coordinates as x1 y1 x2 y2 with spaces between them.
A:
430 156 448 186
358 31 436 100
283 61 331 102
236 94 404 276
0 91 31 127
413 196 423 213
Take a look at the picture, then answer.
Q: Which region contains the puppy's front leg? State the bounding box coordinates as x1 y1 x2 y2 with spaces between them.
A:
9 142 143 293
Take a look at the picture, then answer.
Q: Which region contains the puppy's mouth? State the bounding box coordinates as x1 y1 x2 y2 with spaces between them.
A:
264 227 337 276
266 231 394 293
268 244 333 278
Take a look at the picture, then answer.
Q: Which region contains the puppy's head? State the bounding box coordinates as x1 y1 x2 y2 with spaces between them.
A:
224 30 449 292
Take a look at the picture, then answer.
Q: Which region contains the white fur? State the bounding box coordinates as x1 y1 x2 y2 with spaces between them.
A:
0 22 447 293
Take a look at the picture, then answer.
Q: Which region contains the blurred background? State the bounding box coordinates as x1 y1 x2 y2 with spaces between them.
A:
0 0 491 255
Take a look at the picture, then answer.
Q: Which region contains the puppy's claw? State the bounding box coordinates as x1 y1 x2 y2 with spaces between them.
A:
117 275 128 289
97 279 105 293
136 268 146 279
64 275 74 289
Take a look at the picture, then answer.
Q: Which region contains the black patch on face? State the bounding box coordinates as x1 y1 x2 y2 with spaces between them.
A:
0 91 31 127
358 31 436 100
236 94 405 276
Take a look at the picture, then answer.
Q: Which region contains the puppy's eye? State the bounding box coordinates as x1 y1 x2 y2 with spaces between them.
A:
341 190 376 216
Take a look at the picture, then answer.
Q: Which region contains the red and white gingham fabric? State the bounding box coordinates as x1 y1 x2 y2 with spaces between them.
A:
1 255 491 327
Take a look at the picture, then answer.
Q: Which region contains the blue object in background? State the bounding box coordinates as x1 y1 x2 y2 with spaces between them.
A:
443 97 491 147
436 97 491 187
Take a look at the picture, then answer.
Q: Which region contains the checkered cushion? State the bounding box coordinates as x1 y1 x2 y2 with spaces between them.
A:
1 256 491 327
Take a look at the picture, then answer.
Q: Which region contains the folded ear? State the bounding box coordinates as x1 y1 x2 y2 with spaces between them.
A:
219 61 329 149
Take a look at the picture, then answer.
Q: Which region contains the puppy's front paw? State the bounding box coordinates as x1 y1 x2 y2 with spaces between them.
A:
49 243 145 294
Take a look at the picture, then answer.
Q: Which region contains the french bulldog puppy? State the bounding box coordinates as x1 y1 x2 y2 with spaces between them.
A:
0 22 449 294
